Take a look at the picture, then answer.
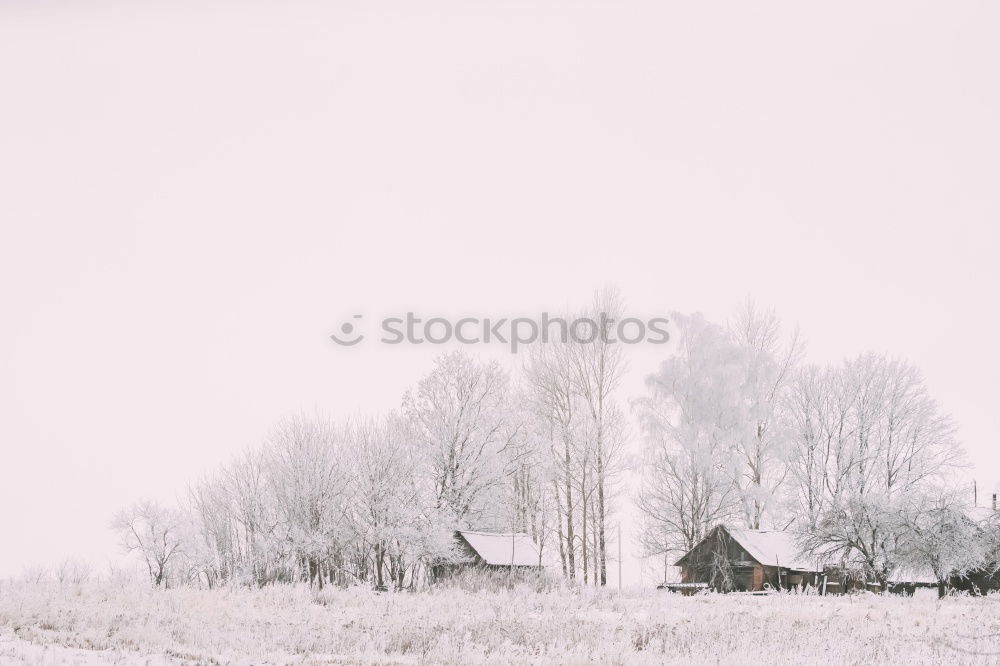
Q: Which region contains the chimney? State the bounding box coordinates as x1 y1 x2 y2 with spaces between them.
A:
993 494 997 512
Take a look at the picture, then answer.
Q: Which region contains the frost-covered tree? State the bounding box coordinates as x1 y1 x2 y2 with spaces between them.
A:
897 489 987 597
404 351 516 525
782 364 856 531
796 354 965 590
181 410 463 590
112 499 185 587
567 286 629 585
635 304 803 577
525 336 586 580
266 413 349 589
345 414 455 590
185 447 291 587
504 390 558 567
635 313 744 565
728 301 802 529
55 558 91 586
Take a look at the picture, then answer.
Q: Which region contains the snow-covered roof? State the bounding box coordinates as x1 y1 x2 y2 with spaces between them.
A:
726 529 821 572
458 530 541 567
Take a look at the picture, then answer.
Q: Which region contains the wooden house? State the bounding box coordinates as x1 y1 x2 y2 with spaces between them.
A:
674 525 823 592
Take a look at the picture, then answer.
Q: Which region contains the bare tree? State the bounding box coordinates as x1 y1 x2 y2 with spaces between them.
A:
266 412 348 589
112 499 184 587
796 354 966 589
634 303 803 578
783 364 857 531
405 351 517 525
20 565 49 586
634 313 743 570
55 558 91 586
525 338 583 580
728 300 802 529
505 392 558 567
568 287 628 585
345 413 454 590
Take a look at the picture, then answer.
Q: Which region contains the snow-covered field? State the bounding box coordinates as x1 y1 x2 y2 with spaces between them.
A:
2 582 999 665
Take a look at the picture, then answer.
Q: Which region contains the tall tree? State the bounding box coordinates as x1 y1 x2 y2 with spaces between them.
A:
783 364 856 531
345 414 453 590
568 287 628 585
525 336 583 580
635 313 744 571
266 413 348 589
728 300 802 529
404 350 516 525
797 354 965 589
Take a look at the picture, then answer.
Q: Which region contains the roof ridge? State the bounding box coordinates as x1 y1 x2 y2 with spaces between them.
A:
459 529 531 537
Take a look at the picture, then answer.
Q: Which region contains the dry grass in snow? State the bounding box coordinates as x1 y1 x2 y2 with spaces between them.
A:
2 581 1000 665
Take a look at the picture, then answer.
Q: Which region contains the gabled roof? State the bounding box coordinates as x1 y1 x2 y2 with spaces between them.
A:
727 528 819 571
458 530 540 567
675 525 821 572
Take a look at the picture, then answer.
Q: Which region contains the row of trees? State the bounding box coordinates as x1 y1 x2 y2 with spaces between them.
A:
115 295 985 594
635 304 992 594
114 290 629 589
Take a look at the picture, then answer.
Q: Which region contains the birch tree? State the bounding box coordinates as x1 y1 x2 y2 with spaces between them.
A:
568 287 628 585
525 337 583 580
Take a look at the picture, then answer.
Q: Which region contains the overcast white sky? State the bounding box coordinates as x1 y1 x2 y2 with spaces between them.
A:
1 1 998 585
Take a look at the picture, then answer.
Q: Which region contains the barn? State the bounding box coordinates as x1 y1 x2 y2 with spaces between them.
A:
674 525 822 592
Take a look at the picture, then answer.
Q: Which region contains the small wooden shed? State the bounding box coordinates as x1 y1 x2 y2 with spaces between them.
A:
674 525 822 592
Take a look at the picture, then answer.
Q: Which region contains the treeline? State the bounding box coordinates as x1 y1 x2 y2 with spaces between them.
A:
114 290 629 589
115 295 992 594
636 307 996 594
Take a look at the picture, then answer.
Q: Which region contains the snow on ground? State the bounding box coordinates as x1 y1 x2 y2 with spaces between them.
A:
2 581 1000 665
0 636 179 666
